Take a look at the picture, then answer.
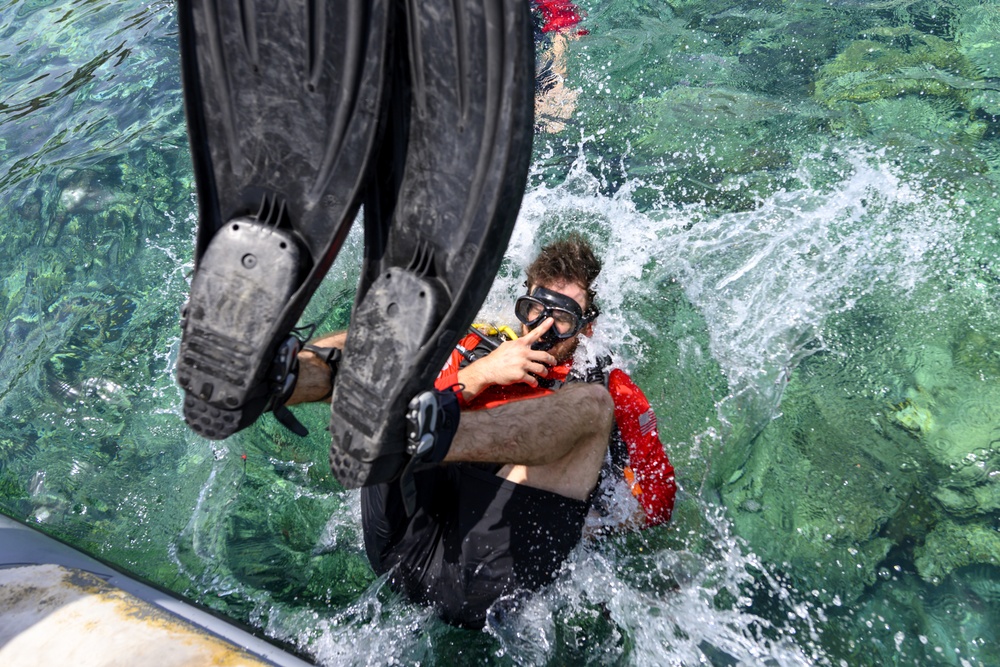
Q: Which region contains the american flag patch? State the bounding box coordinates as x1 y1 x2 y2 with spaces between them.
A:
638 409 657 436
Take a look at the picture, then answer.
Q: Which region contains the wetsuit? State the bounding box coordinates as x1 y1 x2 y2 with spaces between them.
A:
360 331 676 628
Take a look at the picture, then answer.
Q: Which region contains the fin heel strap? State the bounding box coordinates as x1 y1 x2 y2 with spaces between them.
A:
303 345 342 401
400 386 462 515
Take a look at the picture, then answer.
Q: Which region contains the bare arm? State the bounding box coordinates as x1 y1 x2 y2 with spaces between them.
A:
455 319 557 401
289 319 554 406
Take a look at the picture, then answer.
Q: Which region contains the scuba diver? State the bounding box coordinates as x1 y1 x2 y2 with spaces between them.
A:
288 235 676 628
172 0 674 627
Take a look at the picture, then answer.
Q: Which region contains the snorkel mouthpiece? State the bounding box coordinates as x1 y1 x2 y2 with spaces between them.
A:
531 333 558 352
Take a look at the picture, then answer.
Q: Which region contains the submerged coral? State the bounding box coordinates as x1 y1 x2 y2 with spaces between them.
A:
719 364 915 604
811 20 1000 167
956 5 1000 79
916 521 1000 582
815 28 975 107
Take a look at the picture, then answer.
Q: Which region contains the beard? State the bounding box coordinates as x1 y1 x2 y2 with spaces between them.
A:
549 335 580 365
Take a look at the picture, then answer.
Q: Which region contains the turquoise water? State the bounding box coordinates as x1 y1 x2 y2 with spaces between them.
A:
2 0 999 664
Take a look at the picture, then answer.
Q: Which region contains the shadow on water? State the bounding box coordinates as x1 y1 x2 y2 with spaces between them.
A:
2 0 1000 665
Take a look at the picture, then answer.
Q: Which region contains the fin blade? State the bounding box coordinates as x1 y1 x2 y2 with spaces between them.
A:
177 0 391 436
329 0 534 487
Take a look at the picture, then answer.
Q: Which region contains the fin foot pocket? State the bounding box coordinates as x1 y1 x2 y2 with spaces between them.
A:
329 268 445 485
398 387 461 515
405 388 459 464
178 219 306 437
183 395 241 440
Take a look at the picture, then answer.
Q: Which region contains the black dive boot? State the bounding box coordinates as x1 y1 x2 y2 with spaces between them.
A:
328 0 536 487
175 0 391 438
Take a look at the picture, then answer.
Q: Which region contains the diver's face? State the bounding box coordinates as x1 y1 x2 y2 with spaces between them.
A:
521 279 593 364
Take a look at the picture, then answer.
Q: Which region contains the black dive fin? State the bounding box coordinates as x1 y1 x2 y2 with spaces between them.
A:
328 0 535 487
175 0 390 439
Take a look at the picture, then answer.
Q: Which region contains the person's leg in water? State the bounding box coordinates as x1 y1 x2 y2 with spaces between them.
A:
445 383 613 501
291 332 614 627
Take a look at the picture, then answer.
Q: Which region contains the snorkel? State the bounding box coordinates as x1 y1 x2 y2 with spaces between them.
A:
515 285 598 351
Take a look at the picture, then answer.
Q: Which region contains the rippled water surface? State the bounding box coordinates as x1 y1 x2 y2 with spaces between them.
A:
2 1 999 665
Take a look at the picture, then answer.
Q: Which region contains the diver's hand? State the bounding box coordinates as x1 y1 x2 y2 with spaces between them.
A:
457 319 557 400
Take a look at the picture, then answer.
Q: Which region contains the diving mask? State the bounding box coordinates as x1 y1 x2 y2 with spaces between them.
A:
515 286 597 350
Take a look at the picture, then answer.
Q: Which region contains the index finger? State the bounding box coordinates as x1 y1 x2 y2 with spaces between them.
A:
522 317 554 342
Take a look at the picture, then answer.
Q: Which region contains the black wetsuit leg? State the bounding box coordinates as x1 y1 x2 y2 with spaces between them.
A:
362 465 589 629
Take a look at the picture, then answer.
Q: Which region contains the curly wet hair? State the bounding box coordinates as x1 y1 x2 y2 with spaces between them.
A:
525 233 602 310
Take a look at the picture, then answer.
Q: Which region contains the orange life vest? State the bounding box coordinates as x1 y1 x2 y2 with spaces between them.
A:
435 331 676 528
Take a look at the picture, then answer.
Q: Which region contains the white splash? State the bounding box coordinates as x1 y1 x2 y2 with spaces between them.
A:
499 145 957 434
266 145 960 666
